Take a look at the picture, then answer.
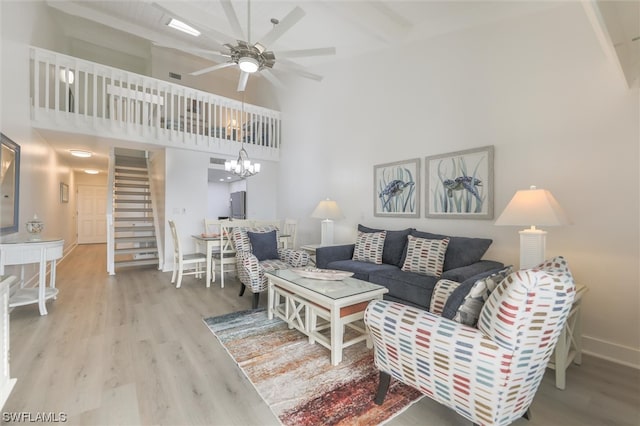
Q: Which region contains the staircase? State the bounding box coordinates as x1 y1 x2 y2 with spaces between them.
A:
112 153 159 270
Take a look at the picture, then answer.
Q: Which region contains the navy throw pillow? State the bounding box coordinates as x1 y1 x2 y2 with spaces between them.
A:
247 230 279 261
441 267 504 319
358 224 413 267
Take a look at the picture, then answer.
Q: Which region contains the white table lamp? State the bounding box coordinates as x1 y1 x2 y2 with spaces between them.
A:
495 186 570 269
311 198 343 246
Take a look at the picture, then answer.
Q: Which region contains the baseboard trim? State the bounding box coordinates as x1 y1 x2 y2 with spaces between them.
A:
582 335 640 370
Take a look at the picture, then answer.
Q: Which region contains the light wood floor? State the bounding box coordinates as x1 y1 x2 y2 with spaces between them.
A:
3 244 639 425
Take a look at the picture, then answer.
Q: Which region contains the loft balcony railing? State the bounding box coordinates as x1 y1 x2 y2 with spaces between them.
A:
29 47 281 160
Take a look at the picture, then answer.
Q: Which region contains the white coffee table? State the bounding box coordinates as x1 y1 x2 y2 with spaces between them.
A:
266 269 388 365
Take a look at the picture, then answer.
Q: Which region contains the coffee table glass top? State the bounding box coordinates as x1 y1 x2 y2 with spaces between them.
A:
267 269 386 300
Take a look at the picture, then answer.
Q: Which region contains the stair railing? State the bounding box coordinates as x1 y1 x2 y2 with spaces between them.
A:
146 154 164 271
106 148 116 275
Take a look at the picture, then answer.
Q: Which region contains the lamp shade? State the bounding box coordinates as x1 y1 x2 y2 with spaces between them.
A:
495 186 570 227
311 199 343 220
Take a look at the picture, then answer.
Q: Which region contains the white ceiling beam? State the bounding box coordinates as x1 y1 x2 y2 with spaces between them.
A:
319 0 412 43
581 0 632 88
45 0 215 63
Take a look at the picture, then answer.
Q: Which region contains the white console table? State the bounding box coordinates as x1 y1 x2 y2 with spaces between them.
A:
0 276 16 409
0 237 64 315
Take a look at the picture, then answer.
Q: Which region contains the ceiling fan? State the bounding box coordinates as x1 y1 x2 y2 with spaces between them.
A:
154 0 336 92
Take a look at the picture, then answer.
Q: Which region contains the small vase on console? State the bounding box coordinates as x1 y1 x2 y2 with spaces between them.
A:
25 215 44 240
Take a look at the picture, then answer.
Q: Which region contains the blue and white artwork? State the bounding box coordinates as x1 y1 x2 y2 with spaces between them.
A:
426 146 494 219
374 158 420 218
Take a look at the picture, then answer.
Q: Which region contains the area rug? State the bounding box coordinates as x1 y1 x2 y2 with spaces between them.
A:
204 309 423 426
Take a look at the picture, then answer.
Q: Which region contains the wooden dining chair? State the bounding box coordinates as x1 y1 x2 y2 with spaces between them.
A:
211 220 238 288
283 218 298 249
168 220 208 288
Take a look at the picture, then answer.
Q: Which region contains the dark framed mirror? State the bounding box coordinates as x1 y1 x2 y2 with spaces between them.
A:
1 133 20 235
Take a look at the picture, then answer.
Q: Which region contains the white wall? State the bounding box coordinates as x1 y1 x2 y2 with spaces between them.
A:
1 1 79 285
207 182 231 219
246 159 278 220
163 148 209 270
277 4 639 367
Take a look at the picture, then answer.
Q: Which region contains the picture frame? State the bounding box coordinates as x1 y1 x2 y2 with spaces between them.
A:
0 133 20 235
374 158 420 218
425 145 494 219
60 183 69 203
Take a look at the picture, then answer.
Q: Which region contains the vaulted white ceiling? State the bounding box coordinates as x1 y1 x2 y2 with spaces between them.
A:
46 1 566 75
37 0 638 175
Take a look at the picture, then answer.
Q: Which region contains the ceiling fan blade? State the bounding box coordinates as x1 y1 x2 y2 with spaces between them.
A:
220 0 245 41
257 6 305 48
275 47 336 59
261 69 286 91
237 71 249 92
152 42 231 62
190 62 236 76
276 59 324 82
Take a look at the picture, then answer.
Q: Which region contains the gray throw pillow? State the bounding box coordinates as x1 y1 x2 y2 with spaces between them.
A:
452 266 513 326
247 230 279 261
441 267 506 319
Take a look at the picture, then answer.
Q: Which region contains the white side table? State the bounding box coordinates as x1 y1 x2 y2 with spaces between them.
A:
299 244 322 265
547 284 587 390
300 244 341 266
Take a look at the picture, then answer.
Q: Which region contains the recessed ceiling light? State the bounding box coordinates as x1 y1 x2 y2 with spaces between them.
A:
167 18 200 37
84 169 99 175
70 150 92 158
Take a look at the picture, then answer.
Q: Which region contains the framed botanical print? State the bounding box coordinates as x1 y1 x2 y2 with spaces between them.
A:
374 158 420 218
425 146 494 219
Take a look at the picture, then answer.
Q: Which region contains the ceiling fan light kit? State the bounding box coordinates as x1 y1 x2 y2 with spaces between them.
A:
238 56 260 73
177 0 335 91
238 56 259 73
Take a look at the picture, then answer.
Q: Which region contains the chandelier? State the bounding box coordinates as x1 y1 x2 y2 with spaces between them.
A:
224 95 261 178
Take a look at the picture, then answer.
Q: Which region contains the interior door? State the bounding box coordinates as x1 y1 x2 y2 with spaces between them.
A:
77 184 107 244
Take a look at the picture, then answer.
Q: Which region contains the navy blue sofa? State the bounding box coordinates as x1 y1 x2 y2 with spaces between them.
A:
315 225 503 311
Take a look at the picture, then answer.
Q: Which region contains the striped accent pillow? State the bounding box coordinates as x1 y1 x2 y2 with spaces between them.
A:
429 279 461 315
352 231 386 264
401 235 449 277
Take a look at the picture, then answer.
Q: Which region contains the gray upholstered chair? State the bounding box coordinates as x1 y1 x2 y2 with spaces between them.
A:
232 226 310 308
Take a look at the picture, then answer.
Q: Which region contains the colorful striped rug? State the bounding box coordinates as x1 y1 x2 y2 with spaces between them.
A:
204 309 423 426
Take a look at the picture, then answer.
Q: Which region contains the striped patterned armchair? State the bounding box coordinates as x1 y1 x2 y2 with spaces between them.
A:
232 226 310 309
364 256 576 426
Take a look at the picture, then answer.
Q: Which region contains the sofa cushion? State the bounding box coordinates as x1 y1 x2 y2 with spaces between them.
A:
358 225 412 267
353 230 386 264
247 230 279 261
369 269 439 310
410 230 492 271
442 266 512 322
326 260 398 281
401 235 449 277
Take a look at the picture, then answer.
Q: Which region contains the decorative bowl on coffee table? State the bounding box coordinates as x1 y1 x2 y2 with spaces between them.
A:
292 268 354 281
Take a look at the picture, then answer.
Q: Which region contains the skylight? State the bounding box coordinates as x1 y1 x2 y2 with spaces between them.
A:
167 18 200 37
